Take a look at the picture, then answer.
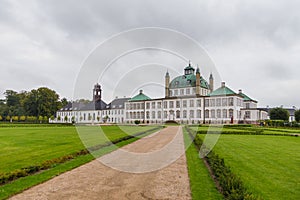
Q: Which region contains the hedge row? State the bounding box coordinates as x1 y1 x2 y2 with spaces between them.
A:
0 126 163 185
185 126 259 200
196 129 298 137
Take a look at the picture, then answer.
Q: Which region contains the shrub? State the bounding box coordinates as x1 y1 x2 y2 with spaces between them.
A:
134 120 140 125
185 126 258 200
19 115 26 121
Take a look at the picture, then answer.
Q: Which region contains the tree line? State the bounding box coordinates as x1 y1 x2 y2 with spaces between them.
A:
0 87 68 122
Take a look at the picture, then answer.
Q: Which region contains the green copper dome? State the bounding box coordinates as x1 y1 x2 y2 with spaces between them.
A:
169 74 209 89
129 90 151 101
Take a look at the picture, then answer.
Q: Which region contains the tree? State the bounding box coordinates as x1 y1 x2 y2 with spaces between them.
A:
24 87 61 117
0 115 2 121
60 98 69 108
295 110 300 122
270 107 289 121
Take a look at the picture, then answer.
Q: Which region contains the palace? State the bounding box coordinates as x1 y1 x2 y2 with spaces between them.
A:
52 63 268 124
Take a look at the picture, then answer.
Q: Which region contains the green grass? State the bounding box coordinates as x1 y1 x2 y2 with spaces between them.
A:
0 135 145 200
183 128 223 200
0 125 156 174
198 134 300 199
0 125 161 199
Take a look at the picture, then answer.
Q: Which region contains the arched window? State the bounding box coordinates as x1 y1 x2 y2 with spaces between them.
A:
176 110 180 118
152 111 156 119
183 110 187 118
205 110 209 118
229 109 234 118
157 111 161 119
217 109 221 118
190 110 194 118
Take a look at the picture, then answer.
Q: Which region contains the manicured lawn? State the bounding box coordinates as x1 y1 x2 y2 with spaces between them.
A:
197 133 300 199
0 125 158 174
183 129 222 200
0 124 161 199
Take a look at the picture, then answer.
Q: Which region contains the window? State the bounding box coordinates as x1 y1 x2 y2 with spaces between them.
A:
151 102 155 109
205 99 209 107
169 101 174 108
137 103 140 109
245 111 251 119
170 90 173 96
157 102 162 109
176 101 180 108
210 99 216 107
151 111 155 119
146 103 150 109
217 109 221 118
190 100 194 107
186 88 190 95
246 103 250 109
176 110 180 118
146 111 150 119
197 110 201 118
183 100 187 108
180 89 184 95
197 99 201 107
141 111 144 118
183 110 187 118
222 109 227 118
205 110 209 118
190 110 194 118
174 90 178 96
157 111 161 119
192 88 196 94
163 101 168 108
229 109 234 118
164 111 168 118
222 98 227 106
211 110 215 118
229 98 234 106
216 98 221 106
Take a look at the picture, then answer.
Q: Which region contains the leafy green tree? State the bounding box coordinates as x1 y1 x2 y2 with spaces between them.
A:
295 110 300 122
24 87 61 117
270 107 289 121
0 115 2 121
6 116 10 121
61 98 69 108
57 116 61 121
64 115 68 122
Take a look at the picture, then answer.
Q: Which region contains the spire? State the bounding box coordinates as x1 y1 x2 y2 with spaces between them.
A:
209 72 213 79
196 64 200 74
165 70 169 77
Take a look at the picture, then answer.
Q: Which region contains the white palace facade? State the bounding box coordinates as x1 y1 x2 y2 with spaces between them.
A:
52 63 268 124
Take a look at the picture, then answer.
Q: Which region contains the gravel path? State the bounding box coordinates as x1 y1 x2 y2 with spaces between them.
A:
10 126 191 200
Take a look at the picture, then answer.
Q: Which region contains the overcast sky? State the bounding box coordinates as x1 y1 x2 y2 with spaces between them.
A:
0 0 299 108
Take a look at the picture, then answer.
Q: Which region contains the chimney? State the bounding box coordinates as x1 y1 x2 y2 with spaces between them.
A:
221 82 225 88
239 89 242 94
139 90 143 94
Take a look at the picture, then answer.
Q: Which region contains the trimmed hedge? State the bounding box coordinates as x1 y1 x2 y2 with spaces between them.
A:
0 126 162 185
185 126 260 200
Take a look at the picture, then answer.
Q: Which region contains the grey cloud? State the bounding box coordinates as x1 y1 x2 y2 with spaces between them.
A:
0 0 299 108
